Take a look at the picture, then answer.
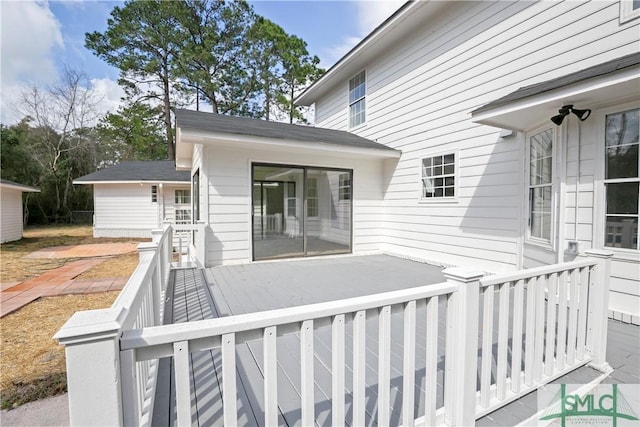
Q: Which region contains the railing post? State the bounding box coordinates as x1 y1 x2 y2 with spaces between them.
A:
584 249 614 372
138 242 161 326
443 267 484 426
150 229 165 286
54 308 127 426
196 220 206 267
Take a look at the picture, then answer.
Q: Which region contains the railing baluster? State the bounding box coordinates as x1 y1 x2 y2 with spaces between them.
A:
444 293 456 425
402 300 416 427
480 285 494 408
264 326 278 426
300 320 314 426
534 275 546 383
173 340 192 427
332 315 345 427
424 296 438 427
378 306 391 427
222 333 237 426
511 279 524 393
352 310 366 426
556 270 568 370
544 273 557 377
524 277 537 386
576 266 589 360
567 268 579 364
496 282 509 400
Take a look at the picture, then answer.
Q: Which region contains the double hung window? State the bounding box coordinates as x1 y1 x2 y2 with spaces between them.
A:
528 129 553 242
604 108 639 250
349 71 366 128
421 153 456 199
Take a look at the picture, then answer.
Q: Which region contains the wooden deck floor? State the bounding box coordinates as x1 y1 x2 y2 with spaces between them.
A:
151 255 640 427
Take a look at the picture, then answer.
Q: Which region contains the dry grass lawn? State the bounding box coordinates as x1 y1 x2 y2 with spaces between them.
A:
0 224 147 409
1 224 147 284
0 293 119 408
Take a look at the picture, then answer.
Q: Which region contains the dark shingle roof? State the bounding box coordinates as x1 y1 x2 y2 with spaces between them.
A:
473 52 640 114
0 179 40 192
74 161 189 183
174 109 398 152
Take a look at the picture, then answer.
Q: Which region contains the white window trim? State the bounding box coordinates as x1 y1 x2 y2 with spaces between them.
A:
418 149 459 204
524 126 557 249
348 69 367 130
594 102 640 260
620 0 640 24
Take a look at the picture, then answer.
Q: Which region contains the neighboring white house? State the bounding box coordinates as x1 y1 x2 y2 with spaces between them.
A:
0 179 40 243
175 1 639 323
74 161 191 238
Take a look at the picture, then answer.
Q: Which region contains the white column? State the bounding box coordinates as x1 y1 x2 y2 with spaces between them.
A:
443 267 484 426
196 220 207 267
54 307 128 426
584 249 614 372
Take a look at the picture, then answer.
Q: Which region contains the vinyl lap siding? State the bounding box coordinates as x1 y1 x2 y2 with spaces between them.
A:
93 184 159 238
315 1 638 273
1 188 23 243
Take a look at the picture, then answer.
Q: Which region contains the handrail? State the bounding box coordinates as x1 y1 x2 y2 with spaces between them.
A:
122 280 457 350
480 258 595 287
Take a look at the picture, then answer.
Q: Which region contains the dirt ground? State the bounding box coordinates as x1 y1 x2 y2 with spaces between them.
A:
0 225 146 408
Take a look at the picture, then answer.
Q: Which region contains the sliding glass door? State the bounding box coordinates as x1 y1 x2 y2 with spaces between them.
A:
252 164 352 260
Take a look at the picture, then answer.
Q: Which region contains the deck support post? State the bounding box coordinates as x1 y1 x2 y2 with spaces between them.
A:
584 249 614 372
54 307 127 426
443 267 484 426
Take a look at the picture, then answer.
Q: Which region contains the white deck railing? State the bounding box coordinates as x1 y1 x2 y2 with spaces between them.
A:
56 239 612 426
54 224 204 426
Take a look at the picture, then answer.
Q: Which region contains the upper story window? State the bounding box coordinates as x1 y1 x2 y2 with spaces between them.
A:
175 189 190 204
349 70 366 128
339 173 351 201
528 129 554 242
604 108 639 250
421 153 456 199
620 0 640 23
151 185 158 203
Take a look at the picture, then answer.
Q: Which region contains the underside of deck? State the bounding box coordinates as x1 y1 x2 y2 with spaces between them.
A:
151 255 640 427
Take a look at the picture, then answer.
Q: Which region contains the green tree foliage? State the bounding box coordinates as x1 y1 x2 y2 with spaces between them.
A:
276 34 324 124
96 102 167 165
86 0 183 160
88 0 325 125
173 0 259 116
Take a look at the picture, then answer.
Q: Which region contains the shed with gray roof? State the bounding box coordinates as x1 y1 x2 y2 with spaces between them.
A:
74 161 191 239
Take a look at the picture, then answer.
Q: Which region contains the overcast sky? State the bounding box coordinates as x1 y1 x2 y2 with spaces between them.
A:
0 0 403 125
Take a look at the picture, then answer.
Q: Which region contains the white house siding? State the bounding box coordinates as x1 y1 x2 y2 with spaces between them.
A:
202 145 385 267
313 0 640 311
93 184 161 238
1 188 24 243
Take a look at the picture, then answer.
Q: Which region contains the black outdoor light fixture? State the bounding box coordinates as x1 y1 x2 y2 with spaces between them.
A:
550 104 592 125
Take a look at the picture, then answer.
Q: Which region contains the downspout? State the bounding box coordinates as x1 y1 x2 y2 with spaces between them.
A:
574 124 581 251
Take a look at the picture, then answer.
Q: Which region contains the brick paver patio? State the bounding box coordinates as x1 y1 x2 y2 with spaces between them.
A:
0 243 138 318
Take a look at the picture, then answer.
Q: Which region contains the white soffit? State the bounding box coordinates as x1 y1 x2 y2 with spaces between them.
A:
471 67 640 131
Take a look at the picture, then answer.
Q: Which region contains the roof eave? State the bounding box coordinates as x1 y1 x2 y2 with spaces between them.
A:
296 1 446 106
179 128 401 160
471 66 640 132
73 180 189 185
